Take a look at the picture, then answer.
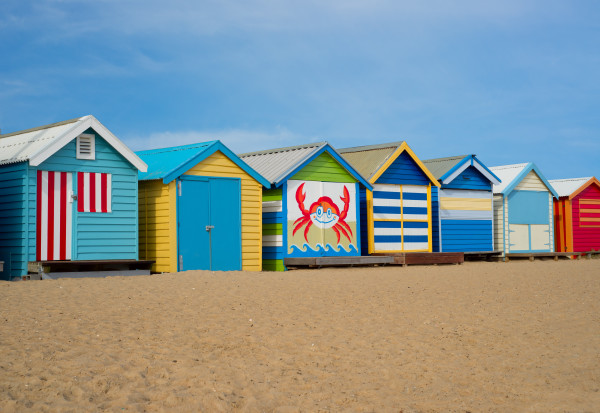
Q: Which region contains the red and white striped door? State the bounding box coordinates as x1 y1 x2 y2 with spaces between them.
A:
36 171 73 261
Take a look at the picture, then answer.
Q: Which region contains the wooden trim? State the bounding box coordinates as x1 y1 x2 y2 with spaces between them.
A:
568 177 600 200
169 180 178 272
367 189 374 254
565 199 573 252
427 184 432 252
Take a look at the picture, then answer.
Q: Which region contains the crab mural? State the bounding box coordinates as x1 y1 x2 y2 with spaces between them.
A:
292 182 353 244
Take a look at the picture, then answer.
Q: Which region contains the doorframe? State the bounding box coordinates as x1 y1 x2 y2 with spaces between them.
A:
176 175 242 271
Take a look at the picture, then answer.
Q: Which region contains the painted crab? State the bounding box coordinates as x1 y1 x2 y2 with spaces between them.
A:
292 182 353 244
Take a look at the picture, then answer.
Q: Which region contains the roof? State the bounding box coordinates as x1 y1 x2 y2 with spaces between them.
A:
338 141 440 187
489 163 558 198
239 142 327 184
239 142 372 189
137 141 270 187
549 177 597 199
423 154 501 186
337 141 404 180
422 155 467 180
0 115 147 172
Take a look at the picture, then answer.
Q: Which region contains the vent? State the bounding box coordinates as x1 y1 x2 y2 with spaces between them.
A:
77 134 95 160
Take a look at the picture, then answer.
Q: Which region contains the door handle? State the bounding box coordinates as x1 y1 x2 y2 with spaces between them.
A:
206 225 214 231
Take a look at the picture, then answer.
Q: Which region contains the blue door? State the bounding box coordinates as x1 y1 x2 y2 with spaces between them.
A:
177 176 241 271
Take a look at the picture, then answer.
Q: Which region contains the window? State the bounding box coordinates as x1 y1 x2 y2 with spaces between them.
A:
76 134 95 160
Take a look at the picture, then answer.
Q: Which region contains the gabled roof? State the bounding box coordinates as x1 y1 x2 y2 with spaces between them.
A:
549 176 599 200
338 141 440 187
489 162 558 198
137 141 270 187
423 154 501 186
239 142 372 190
0 115 147 172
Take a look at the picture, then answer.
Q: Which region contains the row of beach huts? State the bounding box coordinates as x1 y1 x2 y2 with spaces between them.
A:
0 115 598 280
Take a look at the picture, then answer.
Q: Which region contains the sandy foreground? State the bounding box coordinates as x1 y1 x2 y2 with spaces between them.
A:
1 260 599 412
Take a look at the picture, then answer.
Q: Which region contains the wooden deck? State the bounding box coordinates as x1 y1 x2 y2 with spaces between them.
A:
26 260 155 280
504 252 580 262
373 252 464 266
284 256 394 269
463 251 503 261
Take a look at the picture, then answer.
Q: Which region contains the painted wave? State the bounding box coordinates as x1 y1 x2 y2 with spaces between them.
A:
288 243 359 257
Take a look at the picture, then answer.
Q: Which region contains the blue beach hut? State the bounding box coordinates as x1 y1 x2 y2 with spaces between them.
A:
422 155 501 252
489 163 559 256
0 116 147 280
339 141 441 254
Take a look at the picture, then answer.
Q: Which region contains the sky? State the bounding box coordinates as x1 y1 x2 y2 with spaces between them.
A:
1 0 599 179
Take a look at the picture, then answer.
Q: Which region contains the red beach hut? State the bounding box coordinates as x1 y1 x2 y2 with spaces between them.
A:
550 177 600 253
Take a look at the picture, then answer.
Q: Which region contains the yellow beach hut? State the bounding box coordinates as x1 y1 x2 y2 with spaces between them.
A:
136 141 269 272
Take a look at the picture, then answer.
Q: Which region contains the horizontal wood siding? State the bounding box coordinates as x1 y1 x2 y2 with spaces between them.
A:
493 195 504 253
431 186 440 252
36 130 139 262
515 170 547 191
376 151 430 185
0 162 28 279
138 179 176 272
441 219 493 252
291 152 356 183
444 165 492 190
572 184 600 252
262 188 284 271
185 151 263 271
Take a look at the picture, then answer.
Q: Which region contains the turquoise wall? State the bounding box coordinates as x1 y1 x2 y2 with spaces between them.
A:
29 128 139 262
0 162 29 280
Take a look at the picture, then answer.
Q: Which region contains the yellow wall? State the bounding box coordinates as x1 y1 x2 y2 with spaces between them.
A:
138 151 263 272
138 180 177 272
184 151 263 271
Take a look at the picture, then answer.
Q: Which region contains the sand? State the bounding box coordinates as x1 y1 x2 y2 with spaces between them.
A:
1 259 599 412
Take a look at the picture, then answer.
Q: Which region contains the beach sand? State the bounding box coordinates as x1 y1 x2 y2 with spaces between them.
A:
1 260 599 412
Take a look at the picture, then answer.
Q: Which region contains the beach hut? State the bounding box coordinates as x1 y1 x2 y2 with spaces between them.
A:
136 141 270 273
240 142 372 271
489 163 559 256
549 177 600 253
338 142 440 254
422 155 501 252
0 115 147 280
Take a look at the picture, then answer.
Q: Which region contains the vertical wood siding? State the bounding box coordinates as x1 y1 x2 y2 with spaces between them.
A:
572 184 600 252
0 162 28 279
376 151 430 185
138 179 176 272
33 130 139 262
185 151 263 271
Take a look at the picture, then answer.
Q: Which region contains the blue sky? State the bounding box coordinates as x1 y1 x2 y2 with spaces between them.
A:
1 0 599 178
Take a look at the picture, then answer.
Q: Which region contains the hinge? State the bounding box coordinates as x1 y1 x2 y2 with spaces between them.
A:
179 255 183 270
178 181 182 196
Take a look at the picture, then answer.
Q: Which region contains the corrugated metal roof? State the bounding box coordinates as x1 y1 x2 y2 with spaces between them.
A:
548 177 593 198
0 117 82 166
239 142 326 184
422 155 467 180
136 141 216 181
489 163 528 194
338 141 404 180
